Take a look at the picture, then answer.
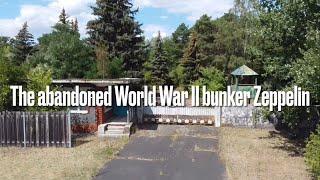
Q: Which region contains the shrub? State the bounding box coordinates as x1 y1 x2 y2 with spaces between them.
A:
194 67 226 91
169 65 185 87
26 65 53 111
305 125 320 179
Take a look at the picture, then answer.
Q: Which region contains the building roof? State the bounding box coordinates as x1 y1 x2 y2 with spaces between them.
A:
231 65 259 76
52 78 141 87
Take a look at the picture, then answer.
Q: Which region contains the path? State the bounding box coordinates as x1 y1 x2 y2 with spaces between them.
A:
95 125 226 180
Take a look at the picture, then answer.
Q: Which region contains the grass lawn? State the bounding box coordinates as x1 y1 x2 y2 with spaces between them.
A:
219 127 311 180
0 135 128 180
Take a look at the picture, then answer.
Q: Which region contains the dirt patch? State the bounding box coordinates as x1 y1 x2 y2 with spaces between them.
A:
218 127 311 180
0 135 128 180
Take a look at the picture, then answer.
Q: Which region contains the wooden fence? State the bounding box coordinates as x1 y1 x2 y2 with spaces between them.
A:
0 111 71 148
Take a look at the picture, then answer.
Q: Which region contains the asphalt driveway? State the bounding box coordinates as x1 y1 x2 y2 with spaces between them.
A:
95 125 226 180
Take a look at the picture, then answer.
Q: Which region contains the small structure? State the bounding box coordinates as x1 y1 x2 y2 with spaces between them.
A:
52 78 141 137
231 65 259 97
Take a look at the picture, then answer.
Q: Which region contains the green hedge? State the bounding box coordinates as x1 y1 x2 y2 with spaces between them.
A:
305 125 320 179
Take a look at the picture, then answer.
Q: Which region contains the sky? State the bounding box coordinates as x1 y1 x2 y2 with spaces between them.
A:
0 0 234 39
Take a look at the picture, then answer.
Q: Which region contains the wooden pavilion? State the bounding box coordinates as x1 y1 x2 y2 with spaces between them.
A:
231 65 259 97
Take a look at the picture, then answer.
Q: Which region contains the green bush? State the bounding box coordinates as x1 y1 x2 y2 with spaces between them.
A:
169 65 185 87
305 125 320 179
194 67 226 91
26 65 53 111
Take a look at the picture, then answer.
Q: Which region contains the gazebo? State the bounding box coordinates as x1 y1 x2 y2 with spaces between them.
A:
231 65 259 96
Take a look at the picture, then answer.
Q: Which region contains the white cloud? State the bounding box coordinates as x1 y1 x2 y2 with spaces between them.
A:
0 0 95 38
0 0 233 40
134 0 233 21
143 24 170 39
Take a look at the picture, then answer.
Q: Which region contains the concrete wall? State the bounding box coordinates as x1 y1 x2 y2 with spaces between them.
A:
221 106 270 127
70 107 96 125
142 106 271 128
70 107 96 133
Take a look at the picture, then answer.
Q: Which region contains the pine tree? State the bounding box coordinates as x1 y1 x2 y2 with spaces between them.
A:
181 32 200 85
87 0 146 78
170 23 190 67
193 15 217 68
150 32 170 85
55 9 80 37
29 20 94 79
12 22 34 65
59 8 68 24
71 18 79 32
172 23 190 47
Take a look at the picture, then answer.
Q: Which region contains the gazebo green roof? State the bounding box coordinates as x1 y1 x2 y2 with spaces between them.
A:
231 65 258 76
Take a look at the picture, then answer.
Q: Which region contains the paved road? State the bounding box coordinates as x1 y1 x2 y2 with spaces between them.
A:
95 125 226 180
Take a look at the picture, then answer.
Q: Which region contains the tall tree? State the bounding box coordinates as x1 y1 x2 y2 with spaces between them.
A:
87 0 146 77
29 17 94 79
252 0 320 139
150 32 170 85
71 18 79 32
172 23 190 49
168 23 190 67
214 13 245 74
233 0 264 74
258 0 320 90
12 22 34 65
59 8 68 24
192 15 218 68
181 32 200 85
0 48 26 111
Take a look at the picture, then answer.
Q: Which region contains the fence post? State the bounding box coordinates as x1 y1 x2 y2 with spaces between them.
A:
215 107 222 127
67 110 71 148
61 112 65 147
15 112 19 146
46 112 49 147
35 112 39 147
23 112 26 148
